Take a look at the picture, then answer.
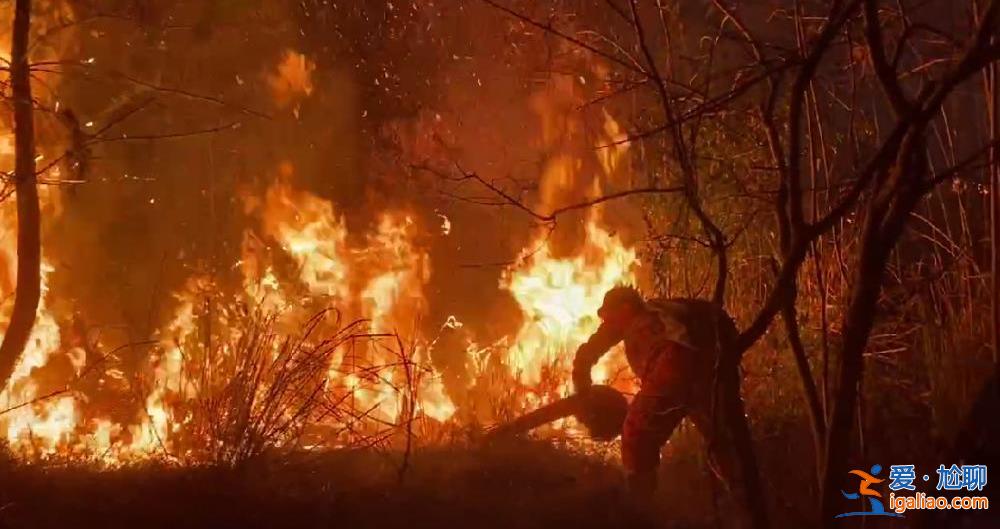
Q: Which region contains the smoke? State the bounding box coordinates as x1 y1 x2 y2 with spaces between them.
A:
44 0 640 350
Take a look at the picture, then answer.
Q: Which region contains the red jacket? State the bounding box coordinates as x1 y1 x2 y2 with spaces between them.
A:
572 298 736 391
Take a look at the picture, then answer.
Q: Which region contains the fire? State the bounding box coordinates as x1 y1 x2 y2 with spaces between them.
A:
0 159 460 461
494 89 639 417
268 50 316 109
502 222 637 398
126 278 205 457
252 168 451 428
0 31 641 462
116 168 459 457
0 0 94 459
258 162 350 301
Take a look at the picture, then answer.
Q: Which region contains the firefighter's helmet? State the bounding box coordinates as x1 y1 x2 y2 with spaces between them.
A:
597 285 643 321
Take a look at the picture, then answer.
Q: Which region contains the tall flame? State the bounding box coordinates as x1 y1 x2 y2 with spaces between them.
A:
502 223 637 396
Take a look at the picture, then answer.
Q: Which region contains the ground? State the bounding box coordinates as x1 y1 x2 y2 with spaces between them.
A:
0 434 993 529
0 441 658 529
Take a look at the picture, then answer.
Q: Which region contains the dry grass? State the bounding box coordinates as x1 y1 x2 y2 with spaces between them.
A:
124 303 448 466
0 441 660 529
185 309 363 466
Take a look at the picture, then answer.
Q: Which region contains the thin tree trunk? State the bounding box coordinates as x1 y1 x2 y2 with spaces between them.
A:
819 232 886 524
0 0 41 390
779 287 826 484
718 350 769 529
820 144 927 525
989 51 1000 378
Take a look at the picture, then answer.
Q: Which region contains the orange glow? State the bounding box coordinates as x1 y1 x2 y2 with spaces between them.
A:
0 43 640 462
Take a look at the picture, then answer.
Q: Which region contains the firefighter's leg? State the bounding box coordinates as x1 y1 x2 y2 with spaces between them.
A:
688 405 739 491
690 389 759 529
621 389 686 501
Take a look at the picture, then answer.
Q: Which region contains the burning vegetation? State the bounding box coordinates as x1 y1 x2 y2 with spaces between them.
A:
0 4 643 463
0 108 640 462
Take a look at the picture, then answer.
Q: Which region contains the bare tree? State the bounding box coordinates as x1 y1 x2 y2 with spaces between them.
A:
0 0 41 390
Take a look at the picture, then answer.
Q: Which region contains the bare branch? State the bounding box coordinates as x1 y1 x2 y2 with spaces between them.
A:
425 164 684 223
863 0 913 115
477 0 646 76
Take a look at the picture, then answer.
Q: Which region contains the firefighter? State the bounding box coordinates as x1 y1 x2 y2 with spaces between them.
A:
572 285 739 499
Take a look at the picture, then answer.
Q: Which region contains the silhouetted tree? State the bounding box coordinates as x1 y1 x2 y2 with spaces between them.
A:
0 0 41 391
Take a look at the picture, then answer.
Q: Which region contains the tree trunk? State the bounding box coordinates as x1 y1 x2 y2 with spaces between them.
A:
819 224 889 524
779 283 826 485
718 350 770 529
989 51 1000 378
0 0 41 390
820 145 927 525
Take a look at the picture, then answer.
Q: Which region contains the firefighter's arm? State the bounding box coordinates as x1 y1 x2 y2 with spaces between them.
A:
572 323 622 394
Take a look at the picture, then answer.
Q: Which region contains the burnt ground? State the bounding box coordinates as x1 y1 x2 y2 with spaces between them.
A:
0 441 669 529
0 436 994 529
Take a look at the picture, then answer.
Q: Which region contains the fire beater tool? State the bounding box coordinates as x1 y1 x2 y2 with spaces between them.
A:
485 384 628 441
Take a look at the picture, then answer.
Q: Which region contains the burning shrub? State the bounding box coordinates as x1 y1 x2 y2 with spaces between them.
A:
183 309 355 466
130 302 455 466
